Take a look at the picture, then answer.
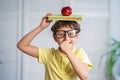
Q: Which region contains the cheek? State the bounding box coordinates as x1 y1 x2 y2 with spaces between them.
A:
73 36 79 43
53 36 63 44
57 39 64 44
75 34 79 40
74 39 78 43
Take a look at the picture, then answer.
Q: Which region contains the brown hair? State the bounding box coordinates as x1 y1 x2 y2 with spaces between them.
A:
51 21 81 32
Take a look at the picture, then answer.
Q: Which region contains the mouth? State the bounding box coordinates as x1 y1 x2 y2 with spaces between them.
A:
69 41 72 44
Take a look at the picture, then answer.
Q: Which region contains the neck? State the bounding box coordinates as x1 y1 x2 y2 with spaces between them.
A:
58 47 74 54
58 47 65 54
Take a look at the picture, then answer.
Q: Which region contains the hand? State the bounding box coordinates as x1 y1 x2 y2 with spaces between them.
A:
39 13 53 29
59 40 73 55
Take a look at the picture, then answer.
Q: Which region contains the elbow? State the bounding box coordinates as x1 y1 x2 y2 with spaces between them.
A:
79 73 88 80
17 42 24 51
80 76 88 80
17 42 20 49
17 42 21 49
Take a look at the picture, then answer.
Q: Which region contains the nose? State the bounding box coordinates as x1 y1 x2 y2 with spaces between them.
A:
64 33 70 41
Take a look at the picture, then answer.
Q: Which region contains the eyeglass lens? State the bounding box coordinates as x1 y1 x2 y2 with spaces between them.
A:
55 30 78 38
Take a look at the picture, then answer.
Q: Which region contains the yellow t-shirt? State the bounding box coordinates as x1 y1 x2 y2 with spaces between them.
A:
38 48 92 80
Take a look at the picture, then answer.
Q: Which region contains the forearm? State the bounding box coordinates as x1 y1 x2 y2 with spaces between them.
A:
17 13 52 58
17 13 52 48
67 52 89 80
17 25 44 48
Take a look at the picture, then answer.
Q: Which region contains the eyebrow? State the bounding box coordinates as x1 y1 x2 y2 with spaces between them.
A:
55 30 75 31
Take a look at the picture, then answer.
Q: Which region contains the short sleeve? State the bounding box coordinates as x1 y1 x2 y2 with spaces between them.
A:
76 49 93 69
38 48 51 64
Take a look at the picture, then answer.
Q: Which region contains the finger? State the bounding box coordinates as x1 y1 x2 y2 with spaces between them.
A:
44 13 52 19
47 13 52 16
45 13 53 22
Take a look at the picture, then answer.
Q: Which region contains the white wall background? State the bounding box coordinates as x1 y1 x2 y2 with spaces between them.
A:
0 0 120 80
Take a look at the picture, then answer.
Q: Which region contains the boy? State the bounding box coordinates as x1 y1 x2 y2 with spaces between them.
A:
17 13 92 80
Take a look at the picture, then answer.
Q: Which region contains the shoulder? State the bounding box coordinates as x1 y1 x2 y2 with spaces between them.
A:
74 48 89 60
74 48 87 55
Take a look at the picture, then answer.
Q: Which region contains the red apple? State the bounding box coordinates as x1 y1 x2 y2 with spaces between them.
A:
61 6 72 16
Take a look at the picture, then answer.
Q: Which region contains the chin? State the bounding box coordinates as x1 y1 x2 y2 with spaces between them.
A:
70 46 74 50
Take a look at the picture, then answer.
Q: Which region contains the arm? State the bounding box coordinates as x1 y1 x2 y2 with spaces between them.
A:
67 52 89 80
60 41 89 80
17 13 52 58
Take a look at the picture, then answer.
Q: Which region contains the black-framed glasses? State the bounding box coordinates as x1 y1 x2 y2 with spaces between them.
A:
54 30 79 38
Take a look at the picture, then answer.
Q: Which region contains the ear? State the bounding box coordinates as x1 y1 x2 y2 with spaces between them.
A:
53 35 57 42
